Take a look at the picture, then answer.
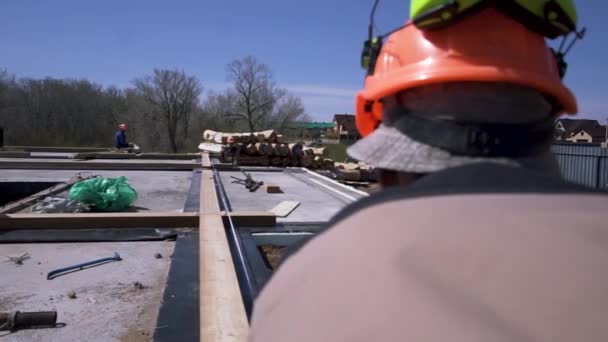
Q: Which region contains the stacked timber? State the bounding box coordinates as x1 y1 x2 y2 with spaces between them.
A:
198 130 377 181
332 162 376 182
202 130 281 145
199 130 333 169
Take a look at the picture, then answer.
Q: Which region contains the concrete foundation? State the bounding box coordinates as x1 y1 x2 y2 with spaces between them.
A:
0 170 193 212
219 169 365 223
0 241 175 342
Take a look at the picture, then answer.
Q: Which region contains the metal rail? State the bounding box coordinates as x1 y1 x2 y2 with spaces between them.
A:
212 168 258 319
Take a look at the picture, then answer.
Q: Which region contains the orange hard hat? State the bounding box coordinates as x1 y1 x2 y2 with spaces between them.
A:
356 8 578 137
118 123 128 130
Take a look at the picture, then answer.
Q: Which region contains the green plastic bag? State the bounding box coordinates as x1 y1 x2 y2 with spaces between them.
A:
68 177 138 212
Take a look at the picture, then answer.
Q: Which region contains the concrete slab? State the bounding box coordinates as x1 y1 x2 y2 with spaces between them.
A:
0 241 175 342
219 169 365 223
0 170 193 212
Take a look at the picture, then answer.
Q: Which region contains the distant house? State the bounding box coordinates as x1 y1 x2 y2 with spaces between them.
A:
555 119 606 143
332 114 360 140
284 121 333 139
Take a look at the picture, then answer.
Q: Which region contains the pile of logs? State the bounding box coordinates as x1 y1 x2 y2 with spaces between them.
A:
201 130 335 169
200 129 377 182
334 162 376 182
203 130 285 145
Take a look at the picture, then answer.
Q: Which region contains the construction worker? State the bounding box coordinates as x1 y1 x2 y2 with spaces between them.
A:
115 123 130 150
115 123 140 153
248 1 608 341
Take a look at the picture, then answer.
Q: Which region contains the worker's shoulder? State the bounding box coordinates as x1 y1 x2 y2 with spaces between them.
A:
330 163 606 226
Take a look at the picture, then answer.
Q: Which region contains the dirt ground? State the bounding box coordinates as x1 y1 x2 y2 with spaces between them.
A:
259 245 288 270
0 241 174 342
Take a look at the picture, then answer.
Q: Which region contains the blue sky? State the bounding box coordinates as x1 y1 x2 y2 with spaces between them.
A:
1 0 606 122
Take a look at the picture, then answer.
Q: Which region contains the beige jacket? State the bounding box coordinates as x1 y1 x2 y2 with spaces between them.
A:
249 165 608 342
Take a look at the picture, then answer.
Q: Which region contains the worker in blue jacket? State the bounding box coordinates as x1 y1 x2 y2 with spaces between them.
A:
115 123 131 150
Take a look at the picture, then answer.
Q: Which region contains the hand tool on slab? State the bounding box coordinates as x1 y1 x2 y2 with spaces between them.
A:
47 252 122 280
230 171 264 192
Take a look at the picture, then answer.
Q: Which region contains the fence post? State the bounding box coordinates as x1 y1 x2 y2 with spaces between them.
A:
596 156 602 189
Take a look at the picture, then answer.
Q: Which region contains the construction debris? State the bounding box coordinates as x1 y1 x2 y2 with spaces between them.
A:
259 245 287 270
6 253 30 265
0 172 95 214
231 172 264 192
265 184 282 194
270 201 300 218
31 197 91 214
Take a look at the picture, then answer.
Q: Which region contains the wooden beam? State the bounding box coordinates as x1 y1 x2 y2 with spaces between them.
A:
0 212 199 229
0 158 200 171
72 152 202 160
200 169 249 342
269 201 301 218
0 174 94 214
0 151 30 158
201 152 212 168
72 152 133 160
3 146 111 153
0 211 275 230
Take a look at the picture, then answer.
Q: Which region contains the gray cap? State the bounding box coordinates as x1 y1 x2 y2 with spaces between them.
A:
348 125 517 174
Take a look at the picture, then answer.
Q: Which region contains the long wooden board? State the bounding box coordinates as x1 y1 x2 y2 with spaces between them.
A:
0 151 30 158
2 146 111 153
0 158 200 171
269 201 301 218
201 152 212 168
200 168 249 342
72 152 202 160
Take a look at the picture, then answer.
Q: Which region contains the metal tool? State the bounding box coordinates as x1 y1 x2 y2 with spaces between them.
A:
0 311 58 331
231 171 263 192
47 252 122 280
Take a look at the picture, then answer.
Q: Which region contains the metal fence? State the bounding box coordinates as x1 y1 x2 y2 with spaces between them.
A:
551 143 608 190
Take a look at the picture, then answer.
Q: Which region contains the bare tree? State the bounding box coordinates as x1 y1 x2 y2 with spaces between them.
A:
224 56 306 132
133 69 202 152
269 94 308 131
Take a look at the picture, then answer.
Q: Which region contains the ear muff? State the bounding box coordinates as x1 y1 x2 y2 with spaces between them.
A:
356 93 384 137
361 37 383 75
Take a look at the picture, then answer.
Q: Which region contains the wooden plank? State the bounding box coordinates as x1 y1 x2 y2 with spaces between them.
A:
269 201 301 218
0 211 274 229
3 146 111 153
136 153 201 160
0 158 200 171
0 151 30 158
200 169 248 342
72 152 132 160
201 152 212 169
199 142 225 154
265 184 283 193
72 152 201 160
0 174 94 214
